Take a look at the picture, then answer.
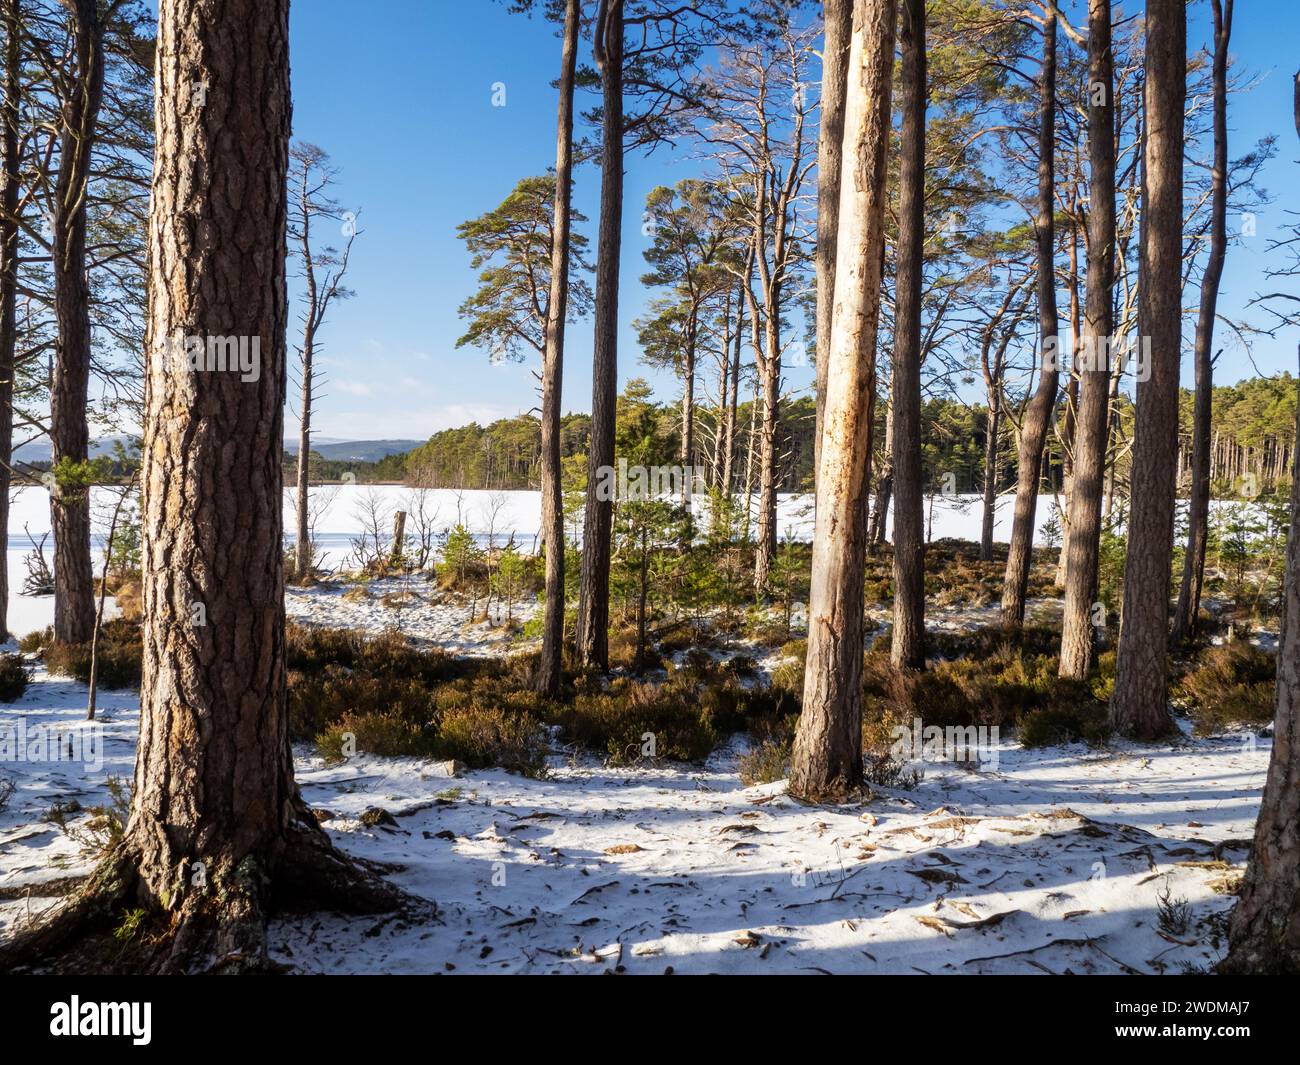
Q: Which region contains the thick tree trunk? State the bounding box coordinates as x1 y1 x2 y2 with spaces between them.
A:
813 0 852 480
1058 0 1116 680
0 0 409 975
1221 362 1300 973
1109 0 1185 738
889 0 926 670
50 0 103 646
575 0 623 670
1172 0 1231 646
0 0 20 642
789 0 896 802
536 0 579 698
1002 16 1059 626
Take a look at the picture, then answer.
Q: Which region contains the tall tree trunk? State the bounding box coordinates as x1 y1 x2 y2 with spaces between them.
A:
0 0 406 976
0 0 20 642
789 0 896 802
889 0 926 670
753 312 779 595
1002 15 1059 626
1172 0 1232 645
575 0 623 670
1058 0 1116 680
681 307 696 497
1054 213 1083 587
536 0 579 698
1220 358 1300 973
813 0 853 480
50 0 104 646
1109 0 1185 737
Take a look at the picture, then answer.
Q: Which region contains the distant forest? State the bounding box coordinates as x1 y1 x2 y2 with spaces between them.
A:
286 372 1297 501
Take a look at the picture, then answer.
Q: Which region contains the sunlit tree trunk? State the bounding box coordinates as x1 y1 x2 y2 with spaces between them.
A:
889 0 925 670
1109 0 1184 737
50 0 105 645
1002 14 1059 626
575 0 623 670
1221 363 1300 973
789 0 896 801
0 0 410 975
0 0 20 642
536 0 580 698
1058 0 1115 680
813 0 852 479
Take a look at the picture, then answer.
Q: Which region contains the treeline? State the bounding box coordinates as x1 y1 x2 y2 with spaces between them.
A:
294 373 1297 499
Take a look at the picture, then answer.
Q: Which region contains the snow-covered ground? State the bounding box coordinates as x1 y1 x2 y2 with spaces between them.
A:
286 576 539 655
0 663 1268 974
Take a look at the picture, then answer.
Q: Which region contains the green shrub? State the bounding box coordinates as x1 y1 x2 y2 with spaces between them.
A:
552 678 719 764
18 627 52 654
289 666 435 741
858 629 1112 748
0 653 30 702
44 619 143 689
738 739 789 785
317 709 437 762
435 705 546 776
1175 642 1275 734
1017 699 1111 748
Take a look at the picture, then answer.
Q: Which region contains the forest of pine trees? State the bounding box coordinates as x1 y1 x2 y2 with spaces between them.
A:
0 0 1299 1009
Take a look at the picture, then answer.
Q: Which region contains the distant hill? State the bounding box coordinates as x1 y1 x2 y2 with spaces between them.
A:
15 436 421 465
285 439 422 462
13 435 137 463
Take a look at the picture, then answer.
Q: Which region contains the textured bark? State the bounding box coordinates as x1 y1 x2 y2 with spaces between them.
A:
575 0 623 670
1002 16 1059 626
0 0 20 641
1109 0 1184 738
536 0 579 699
889 0 926 670
50 0 104 645
789 0 896 803
0 0 411 974
1221 366 1300 973
1058 0 1115 680
813 0 852 480
1172 0 1232 645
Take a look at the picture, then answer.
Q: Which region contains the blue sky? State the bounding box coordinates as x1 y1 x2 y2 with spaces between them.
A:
287 0 1300 443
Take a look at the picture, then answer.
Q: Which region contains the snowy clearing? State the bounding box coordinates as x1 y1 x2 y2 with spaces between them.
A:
0 662 1267 975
